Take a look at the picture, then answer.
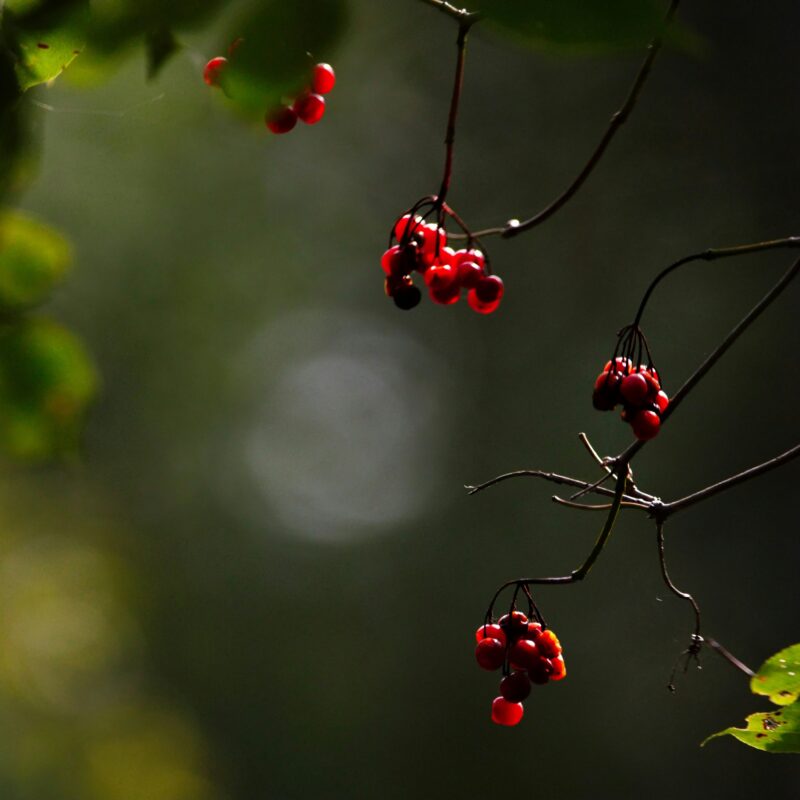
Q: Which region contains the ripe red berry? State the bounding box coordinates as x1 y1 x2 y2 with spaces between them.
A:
529 659 551 685
475 638 506 671
498 611 528 639
549 655 567 681
418 223 447 266
604 357 632 375
631 409 661 441
425 263 458 292
526 621 543 639
593 370 622 411
509 638 540 670
468 275 504 315
620 372 649 405
312 62 336 95
394 214 421 243
294 93 326 125
475 624 507 647
265 105 298 134
452 248 486 271
456 260 483 289
203 56 227 87
491 696 524 727
381 245 408 277
656 390 669 413
500 670 532 703
537 630 562 659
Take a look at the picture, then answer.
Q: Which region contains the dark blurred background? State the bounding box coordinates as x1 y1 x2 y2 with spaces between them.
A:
1 0 799 797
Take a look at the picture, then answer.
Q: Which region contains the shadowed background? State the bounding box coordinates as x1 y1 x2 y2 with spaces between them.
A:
1 0 799 797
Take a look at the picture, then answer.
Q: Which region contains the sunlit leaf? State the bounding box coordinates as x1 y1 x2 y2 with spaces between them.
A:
218 0 347 118
0 211 71 309
750 644 800 706
703 701 800 754
0 317 98 459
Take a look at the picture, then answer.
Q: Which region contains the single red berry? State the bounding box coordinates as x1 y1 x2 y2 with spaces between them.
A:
475 624 507 647
549 655 567 681
294 93 326 125
312 62 336 94
529 659 551 685
468 275 503 315
500 670 532 703
393 282 421 311
203 56 227 87
452 248 486 271
537 629 562 659
639 367 661 395
620 373 649 405
438 246 456 267
265 105 298 134
476 638 506 671
417 223 447 262
498 611 528 640
509 639 540 670
429 282 460 306
394 214 421 244
491 696 524 727
631 409 661 441
456 260 483 289
593 370 621 411
381 245 406 277
526 621 543 639
425 263 458 292
656 390 669 413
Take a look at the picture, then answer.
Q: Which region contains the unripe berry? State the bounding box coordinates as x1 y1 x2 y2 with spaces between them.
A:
631 409 661 441
265 105 298 134
475 624 507 647
500 670 532 703
312 62 336 94
491 696 524 726
294 93 326 125
203 56 227 87
537 630 562 658
475 638 506 671
620 373 649 405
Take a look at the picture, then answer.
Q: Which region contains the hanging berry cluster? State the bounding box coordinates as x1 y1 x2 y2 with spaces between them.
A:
204 51 336 135
592 326 670 441
474 608 566 727
381 206 504 313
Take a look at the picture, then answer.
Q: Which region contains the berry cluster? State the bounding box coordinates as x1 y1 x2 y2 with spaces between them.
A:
592 357 670 440
203 54 335 135
381 213 504 313
474 610 566 727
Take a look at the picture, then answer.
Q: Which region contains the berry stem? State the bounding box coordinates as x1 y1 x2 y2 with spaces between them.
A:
456 0 680 241
631 236 800 329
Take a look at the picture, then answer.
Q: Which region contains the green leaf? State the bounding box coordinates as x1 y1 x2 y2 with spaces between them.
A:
476 0 683 53
750 644 800 706
703 702 800 754
145 27 180 81
0 317 98 460
0 211 71 309
218 0 347 118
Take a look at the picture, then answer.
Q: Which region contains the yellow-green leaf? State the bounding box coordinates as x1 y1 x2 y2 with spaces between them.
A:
750 644 800 706
703 702 800 754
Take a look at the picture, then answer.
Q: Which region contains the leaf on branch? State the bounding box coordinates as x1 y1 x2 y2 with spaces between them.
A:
0 211 71 310
0 317 98 460
704 643 800 753
476 0 693 53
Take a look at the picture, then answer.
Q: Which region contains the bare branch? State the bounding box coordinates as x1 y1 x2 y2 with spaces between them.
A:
418 0 479 24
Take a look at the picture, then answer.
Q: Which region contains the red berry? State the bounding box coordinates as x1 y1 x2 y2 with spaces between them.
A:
456 260 483 289
312 62 336 94
475 638 506 671
429 282 460 305
468 275 503 315
500 670 531 703
438 246 456 267
381 245 405 277
393 282 421 311
526 622 543 639
631 409 661 441
452 248 486 271
593 370 621 411
203 56 227 87
537 629 562 658
475 624 507 646
394 214 421 244
265 105 298 134
491 696 524 727
294 93 326 125
604 357 632 375
509 639 540 670
425 263 458 292
620 373 649 405
529 659 551 685
656 390 669 413
549 655 567 681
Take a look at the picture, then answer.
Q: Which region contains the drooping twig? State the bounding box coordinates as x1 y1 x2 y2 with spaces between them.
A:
418 0 479 24
656 520 701 638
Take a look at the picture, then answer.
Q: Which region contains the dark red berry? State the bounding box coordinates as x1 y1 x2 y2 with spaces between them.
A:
203 56 227 87
475 624 507 647
381 245 405 277
500 670 532 703
491 696 524 727
456 260 483 289
266 105 298 134
393 283 421 311
429 282 460 305
394 214 421 243
294 93 326 125
620 373 649 405
549 655 567 681
475 638 506 671
468 275 503 315
452 248 485 271
498 611 528 639
537 630 562 659
593 371 622 411
526 621 543 639
604 357 632 375
529 659 551 685
508 639 540 670
424 263 458 292
631 409 661 441
312 63 336 95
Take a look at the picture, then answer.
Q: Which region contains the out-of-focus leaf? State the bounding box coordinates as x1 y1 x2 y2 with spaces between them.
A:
703 701 800 754
476 0 683 52
750 644 800 706
219 0 347 118
0 317 98 460
0 211 71 310
0 48 25 202
145 27 179 81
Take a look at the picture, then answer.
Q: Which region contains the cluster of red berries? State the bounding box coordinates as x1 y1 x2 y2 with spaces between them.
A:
592 357 670 440
474 611 566 727
381 213 504 313
204 54 335 135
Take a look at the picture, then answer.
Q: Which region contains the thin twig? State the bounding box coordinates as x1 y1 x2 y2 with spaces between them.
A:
707 637 755 678
462 0 680 240
418 0 479 24
656 520 701 638
552 495 648 511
